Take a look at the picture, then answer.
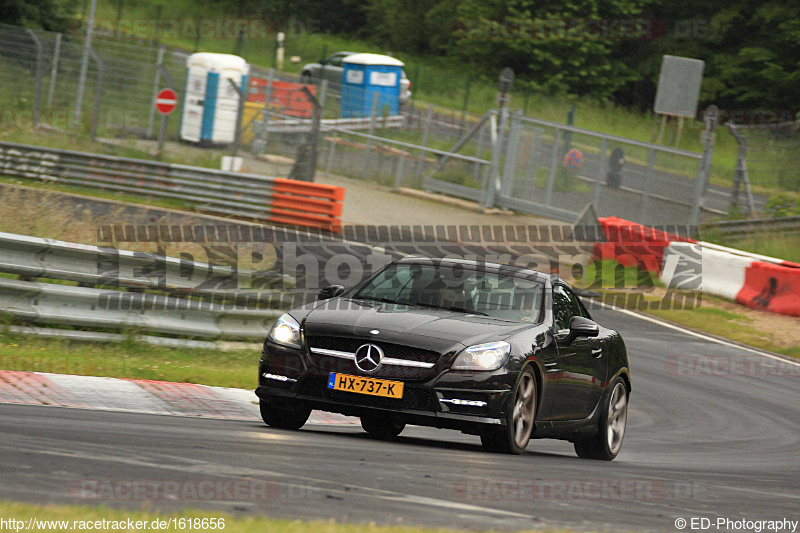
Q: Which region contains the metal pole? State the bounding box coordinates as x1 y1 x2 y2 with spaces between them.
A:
655 113 667 145
394 150 406 190
47 33 62 108
415 104 433 182
593 138 608 208
727 121 746 213
157 114 167 156
484 107 508 208
26 29 43 129
147 46 165 139
305 86 322 182
674 116 684 147
690 112 717 225
500 111 522 198
73 0 97 128
473 117 486 184
318 79 328 117
360 92 380 180
251 67 275 155
543 128 562 207
227 78 246 157
325 133 337 175
638 148 657 225
88 48 104 141
461 76 471 126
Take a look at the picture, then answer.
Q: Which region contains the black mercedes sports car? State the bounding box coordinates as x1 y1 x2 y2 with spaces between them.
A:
256 257 631 460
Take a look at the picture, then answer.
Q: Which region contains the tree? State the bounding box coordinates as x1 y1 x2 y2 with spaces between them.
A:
0 0 78 32
452 0 651 97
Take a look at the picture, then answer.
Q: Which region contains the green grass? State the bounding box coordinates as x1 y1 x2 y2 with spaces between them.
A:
700 233 800 263
0 331 258 388
584 286 799 359
647 304 800 359
0 501 490 533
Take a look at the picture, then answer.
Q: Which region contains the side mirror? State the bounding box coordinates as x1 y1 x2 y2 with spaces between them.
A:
558 316 600 344
317 285 345 301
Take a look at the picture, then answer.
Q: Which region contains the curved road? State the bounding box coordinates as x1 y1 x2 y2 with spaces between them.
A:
2 306 798 531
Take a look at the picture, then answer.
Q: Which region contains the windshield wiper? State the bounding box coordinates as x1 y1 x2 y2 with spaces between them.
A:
351 296 404 305
410 301 488 316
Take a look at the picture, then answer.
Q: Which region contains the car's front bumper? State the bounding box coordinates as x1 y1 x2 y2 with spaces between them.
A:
256 342 515 432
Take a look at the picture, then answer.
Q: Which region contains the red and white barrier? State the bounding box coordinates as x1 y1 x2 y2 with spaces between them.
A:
594 217 800 318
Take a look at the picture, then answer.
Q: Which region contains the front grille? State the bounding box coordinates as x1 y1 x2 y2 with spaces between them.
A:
306 336 440 364
297 376 434 411
306 336 443 380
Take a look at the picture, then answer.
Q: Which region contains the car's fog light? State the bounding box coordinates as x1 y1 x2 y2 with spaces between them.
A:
440 398 488 407
262 373 297 383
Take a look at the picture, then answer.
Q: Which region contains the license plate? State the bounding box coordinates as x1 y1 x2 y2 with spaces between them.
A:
327 373 404 399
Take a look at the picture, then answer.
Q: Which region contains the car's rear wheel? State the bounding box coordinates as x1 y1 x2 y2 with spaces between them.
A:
481 369 537 454
300 72 313 85
574 378 628 460
260 399 311 430
360 415 405 440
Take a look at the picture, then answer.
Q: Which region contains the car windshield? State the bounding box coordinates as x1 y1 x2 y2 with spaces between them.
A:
352 262 544 322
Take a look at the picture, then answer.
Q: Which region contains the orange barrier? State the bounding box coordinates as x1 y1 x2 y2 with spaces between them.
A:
738 261 800 317
248 79 315 118
269 179 345 232
593 217 696 273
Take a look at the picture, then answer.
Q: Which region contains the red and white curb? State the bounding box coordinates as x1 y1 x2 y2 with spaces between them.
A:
0 370 358 425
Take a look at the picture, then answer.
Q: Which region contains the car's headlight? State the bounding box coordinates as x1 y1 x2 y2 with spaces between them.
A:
451 341 511 371
267 313 301 349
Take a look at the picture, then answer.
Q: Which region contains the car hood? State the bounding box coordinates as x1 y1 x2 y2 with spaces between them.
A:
300 298 531 349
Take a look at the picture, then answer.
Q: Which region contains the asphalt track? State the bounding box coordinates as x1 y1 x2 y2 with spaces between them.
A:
2 306 798 531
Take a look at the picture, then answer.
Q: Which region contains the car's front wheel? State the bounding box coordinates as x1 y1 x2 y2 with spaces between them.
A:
481 369 537 454
360 415 405 440
260 399 311 430
300 72 314 85
574 377 628 460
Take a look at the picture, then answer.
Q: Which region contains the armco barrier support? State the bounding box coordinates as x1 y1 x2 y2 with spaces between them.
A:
0 141 345 231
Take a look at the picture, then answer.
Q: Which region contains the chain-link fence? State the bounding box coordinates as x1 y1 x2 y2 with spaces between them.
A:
0 22 190 140
728 116 800 215
1 22 770 227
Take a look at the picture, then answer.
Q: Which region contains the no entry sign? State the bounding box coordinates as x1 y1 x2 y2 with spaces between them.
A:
155 88 178 115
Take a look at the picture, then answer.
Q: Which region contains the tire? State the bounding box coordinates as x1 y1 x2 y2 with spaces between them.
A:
260 399 311 430
574 378 628 461
360 415 405 440
300 72 313 85
481 369 537 454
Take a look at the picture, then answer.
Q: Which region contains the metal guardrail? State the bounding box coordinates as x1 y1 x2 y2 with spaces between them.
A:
702 216 800 238
0 232 294 343
0 141 345 229
0 277 281 339
0 232 293 295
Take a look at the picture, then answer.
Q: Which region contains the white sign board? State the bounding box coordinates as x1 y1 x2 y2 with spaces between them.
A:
369 71 397 87
346 70 364 84
654 55 705 118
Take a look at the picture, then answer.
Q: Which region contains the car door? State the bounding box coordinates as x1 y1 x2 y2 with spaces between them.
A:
323 53 347 91
543 284 608 420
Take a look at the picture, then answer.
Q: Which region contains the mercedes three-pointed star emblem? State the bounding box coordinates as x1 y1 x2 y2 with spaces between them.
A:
354 343 384 373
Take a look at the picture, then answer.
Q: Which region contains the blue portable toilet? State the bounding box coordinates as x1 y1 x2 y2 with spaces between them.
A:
180 53 249 145
340 53 404 118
